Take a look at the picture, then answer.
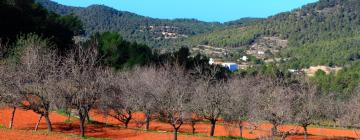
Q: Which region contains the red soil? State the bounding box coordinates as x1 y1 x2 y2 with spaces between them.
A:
0 108 214 140
0 129 77 140
90 112 360 139
0 108 359 140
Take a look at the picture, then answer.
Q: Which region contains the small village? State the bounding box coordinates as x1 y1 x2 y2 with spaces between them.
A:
139 25 189 39
195 37 342 76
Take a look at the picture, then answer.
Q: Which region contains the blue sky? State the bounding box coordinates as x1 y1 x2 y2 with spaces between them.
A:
52 0 318 22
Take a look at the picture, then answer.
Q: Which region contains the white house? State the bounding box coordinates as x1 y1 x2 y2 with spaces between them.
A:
209 58 215 65
257 51 265 55
241 56 249 61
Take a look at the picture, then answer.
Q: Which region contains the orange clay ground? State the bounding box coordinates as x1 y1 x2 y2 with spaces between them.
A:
0 108 359 140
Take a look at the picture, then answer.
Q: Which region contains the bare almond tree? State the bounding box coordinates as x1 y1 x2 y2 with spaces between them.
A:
185 98 202 135
252 77 294 139
99 71 138 128
291 79 321 140
223 76 253 138
191 66 230 137
131 67 158 130
321 92 346 128
155 64 193 140
58 44 111 137
4 36 60 131
0 65 22 129
193 79 230 137
339 87 360 129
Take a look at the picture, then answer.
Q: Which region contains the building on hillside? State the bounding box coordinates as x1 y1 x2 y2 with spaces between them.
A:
222 63 238 72
257 51 265 55
209 58 224 65
209 58 239 72
241 56 249 61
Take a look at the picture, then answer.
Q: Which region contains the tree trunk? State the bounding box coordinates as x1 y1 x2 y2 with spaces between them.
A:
239 121 243 138
210 119 216 136
8 107 16 129
191 121 196 135
35 114 43 131
303 125 308 140
145 111 151 131
67 109 71 121
333 119 336 128
173 126 178 140
67 112 72 129
271 124 278 140
125 119 130 128
86 113 91 123
124 111 132 128
79 111 86 137
44 112 52 132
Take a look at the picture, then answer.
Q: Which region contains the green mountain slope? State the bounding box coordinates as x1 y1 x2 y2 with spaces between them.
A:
264 0 360 68
180 26 261 48
35 0 360 69
183 0 360 68
35 0 225 47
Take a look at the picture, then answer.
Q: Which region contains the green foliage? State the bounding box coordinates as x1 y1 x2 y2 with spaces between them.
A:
181 26 261 48
93 32 153 69
282 35 360 68
335 62 360 93
252 0 360 94
257 0 360 67
58 14 84 35
36 0 225 48
224 17 264 26
92 32 226 72
56 109 71 117
311 61 360 94
151 47 231 79
180 0 360 69
0 0 83 55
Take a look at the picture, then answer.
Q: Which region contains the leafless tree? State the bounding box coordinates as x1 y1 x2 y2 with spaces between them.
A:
252 77 294 139
223 77 253 138
193 79 230 137
184 100 202 135
191 65 230 137
131 67 158 130
321 92 346 128
58 44 111 137
155 64 193 140
99 71 138 128
339 87 360 129
0 65 21 129
188 114 202 135
291 79 321 140
3 35 60 131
